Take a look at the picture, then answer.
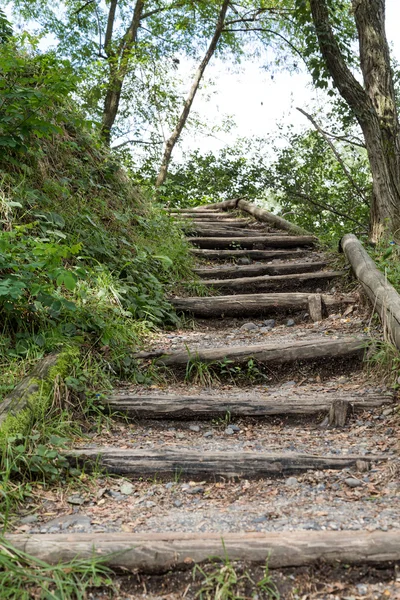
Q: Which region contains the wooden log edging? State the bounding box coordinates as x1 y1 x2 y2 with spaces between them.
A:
147 336 368 367
66 448 385 479
341 234 400 350
6 531 400 572
105 391 393 419
200 199 313 236
171 292 356 318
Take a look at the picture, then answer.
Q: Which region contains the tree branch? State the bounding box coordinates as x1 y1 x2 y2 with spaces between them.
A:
309 0 371 122
112 139 163 150
297 107 370 207
72 0 95 16
284 188 367 228
104 0 118 56
223 27 305 63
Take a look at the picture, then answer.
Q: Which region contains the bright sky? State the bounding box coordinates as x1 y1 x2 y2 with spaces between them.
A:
177 0 400 156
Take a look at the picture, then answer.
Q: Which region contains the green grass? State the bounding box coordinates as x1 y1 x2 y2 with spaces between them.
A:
0 539 116 599
193 555 279 600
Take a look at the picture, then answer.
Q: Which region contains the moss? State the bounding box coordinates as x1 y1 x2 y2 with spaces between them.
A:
0 347 80 447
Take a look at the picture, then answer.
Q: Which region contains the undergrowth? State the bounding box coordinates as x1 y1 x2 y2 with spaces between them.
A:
0 539 116 599
0 35 195 527
193 555 279 600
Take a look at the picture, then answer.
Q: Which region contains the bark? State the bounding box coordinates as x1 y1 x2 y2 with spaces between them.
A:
67 447 383 479
7 531 400 572
155 0 230 187
171 292 356 318
189 235 315 249
190 249 310 260
105 391 392 419
341 233 400 349
237 199 310 235
193 261 327 279
309 0 400 242
149 335 367 366
200 270 345 293
101 0 144 144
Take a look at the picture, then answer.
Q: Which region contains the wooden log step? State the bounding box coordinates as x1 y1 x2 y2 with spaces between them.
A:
66 448 384 480
194 261 327 279
171 292 356 318
178 218 252 226
202 270 345 293
146 336 367 367
186 227 272 238
7 531 400 572
105 391 393 419
190 236 316 249
190 249 311 260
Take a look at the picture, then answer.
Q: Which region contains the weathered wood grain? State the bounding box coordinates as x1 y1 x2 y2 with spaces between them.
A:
190 235 316 249
0 353 59 425
8 530 400 572
105 391 393 419
194 261 327 279
201 270 345 292
190 249 310 260
66 447 385 480
342 233 400 350
171 292 356 317
150 336 367 367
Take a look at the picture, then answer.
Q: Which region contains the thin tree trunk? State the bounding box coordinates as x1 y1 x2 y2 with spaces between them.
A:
309 0 400 242
155 0 230 188
100 0 144 145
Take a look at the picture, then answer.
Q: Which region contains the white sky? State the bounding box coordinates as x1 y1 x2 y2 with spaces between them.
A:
176 0 400 156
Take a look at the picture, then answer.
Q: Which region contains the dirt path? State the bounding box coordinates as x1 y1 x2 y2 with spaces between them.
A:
9 206 400 598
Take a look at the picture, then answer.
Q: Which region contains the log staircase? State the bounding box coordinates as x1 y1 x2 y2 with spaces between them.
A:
8 203 399 591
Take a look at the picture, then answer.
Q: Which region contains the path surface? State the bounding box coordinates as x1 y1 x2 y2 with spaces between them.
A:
10 205 400 598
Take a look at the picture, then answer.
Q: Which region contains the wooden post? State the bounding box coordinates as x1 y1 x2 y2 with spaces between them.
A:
341 233 400 350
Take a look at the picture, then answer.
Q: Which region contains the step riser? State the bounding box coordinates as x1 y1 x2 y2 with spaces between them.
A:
202 271 345 293
191 236 315 249
172 292 355 318
191 249 311 260
67 450 384 481
194 261 327 279
7 531 400 572
105 395 392 420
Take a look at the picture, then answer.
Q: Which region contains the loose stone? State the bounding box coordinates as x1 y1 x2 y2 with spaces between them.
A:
345 477 363 488
240 322 258 331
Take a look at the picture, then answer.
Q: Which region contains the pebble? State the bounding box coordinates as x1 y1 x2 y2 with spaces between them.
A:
356 584 368 596
203 431 213 438
237 257 252 265
185 486 204 495
165 482 175 490
229 424 240 432
42 514 91 531
285 477 300 488
145 501 156 508
263 319 275 328
176 432 185 439
224 427 235 435
382 408 393 416
189 425 200 432
20 514 38 525
345 477 363 488
286 319 295 327
120 482 135 495
240 322 258 331
174 500 182 508
67 495 85 505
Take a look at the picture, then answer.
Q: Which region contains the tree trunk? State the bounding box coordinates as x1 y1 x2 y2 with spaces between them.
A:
100 0 144 144
155 0 230 188
309 0 400 242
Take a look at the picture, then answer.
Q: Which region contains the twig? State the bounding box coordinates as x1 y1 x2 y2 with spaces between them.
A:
297 107 369 207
